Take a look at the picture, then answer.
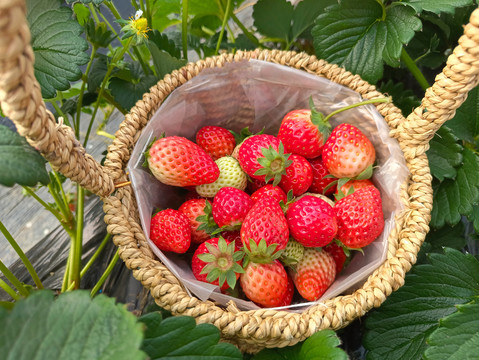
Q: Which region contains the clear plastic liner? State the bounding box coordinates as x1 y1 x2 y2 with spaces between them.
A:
127 59 409 311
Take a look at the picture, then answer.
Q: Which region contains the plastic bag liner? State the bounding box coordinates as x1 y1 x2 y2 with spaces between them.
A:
127 59 409 312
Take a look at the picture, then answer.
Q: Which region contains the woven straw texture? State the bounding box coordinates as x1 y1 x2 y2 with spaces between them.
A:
2 0 479 352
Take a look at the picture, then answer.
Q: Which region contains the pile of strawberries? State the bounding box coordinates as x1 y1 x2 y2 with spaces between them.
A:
146 99 385 308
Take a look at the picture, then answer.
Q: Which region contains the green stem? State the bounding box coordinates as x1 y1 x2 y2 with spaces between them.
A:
22 186 65 227
133 45 151 75
69 185 85 290
101 91 128 115
401 48 430 92
88 3 101 24
52 170 73 218
230 12 263 48
323 97 392 123
75 47 97 138
61 245 73 292
0 279 21 300
145 0 152 31
0 259 29 297
182 0 189 61
90 249 120 297
0 220 43 290
215 0 232 54
81 233 111 278
47 182 75 237
0 301 15 310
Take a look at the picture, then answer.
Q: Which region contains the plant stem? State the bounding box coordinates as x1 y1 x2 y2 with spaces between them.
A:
69 185 85 290
46 177 75 237
90 249 120 297
0 279 20 301
0 220 43 290
0 259 29 297
323 97 391 123
401 48 430 92
89 3 101 24
230 12 263 48
182 0 189 61
22 186 65 227
133 45 151 75
145 0 152 30
216 0 232 54
61 248 72 292
81 233 112 278
76 47 98 138
0 301 15 310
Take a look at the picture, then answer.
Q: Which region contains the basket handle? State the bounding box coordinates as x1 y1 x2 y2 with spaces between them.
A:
398 7 479 154
0 0 115 197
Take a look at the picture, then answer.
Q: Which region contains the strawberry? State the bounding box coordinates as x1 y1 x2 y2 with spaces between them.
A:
240 259 288 307
291 248 336 301
322 123 376 179
246 177 268 193
196 156 247 198
147 136 219 187
237 134 292 186
221 230 242 249
191 237 244 291
241 196 289 256
334 185 384 248
150 209 191 253
278 154 313 196
280 238 304 267
196 125 236 160
323 242 347 274
212 187 253 230
250 184 287 204
277 100 331 159
178 198 210 244
308 156 337 195
335 178 374 199
286 195 337 248
279 274 295 307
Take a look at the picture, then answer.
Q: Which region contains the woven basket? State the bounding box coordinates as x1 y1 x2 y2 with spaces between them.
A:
2 0 479 352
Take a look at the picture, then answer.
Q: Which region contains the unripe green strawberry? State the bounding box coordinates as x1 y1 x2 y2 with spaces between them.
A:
291 248 336 301
147 136 219 187
280 238 304 266
196 156 247 198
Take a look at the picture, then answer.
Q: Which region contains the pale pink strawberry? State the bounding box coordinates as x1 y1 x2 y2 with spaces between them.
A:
286 195 337 248
150 209 191 253
322 123 375 179
147 136 219 187
308 156 336 195
290 248 336 301
237 134 292 186
178 198 210 244
196 125 236 160
250 184 287 204
278 154 313 196
334 185 384 248
212 187 253 230
240 259 288 307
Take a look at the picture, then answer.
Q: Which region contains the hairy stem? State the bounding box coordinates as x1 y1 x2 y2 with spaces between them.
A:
90 249 120 297
401 48 430 92
0 259 29 297
81 233 112 278
0 279 20 301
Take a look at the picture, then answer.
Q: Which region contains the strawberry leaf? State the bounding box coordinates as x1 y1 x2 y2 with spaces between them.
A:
430 147 479 228
402 0 474 14
0 125 50 187
444 85 479 143
424 302 479 360
27 0 89 99
426 126 463 181
363 248 479 360
253 0 294 42
424 223 466 253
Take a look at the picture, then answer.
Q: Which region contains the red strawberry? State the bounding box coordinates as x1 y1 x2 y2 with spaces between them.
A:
212 187 253 230
147 136 219 187
279 274 295 307
322 124 375 179
308 156 337 195
196 125 236 160
291 248 336 301
250 184 287 204
191 237 244 291
279 154 313 196
286 195 337 248
221 230 242 249
334 185 384 248
335 178 374 199
178 198 211 244
323 242 347 274
150 209 191 253
238 134 292 186
247 177 268 193
241 196 289 255
277 103 331 159
240 259 288 307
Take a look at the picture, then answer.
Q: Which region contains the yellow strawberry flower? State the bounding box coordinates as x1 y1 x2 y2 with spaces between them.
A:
118 10 150 44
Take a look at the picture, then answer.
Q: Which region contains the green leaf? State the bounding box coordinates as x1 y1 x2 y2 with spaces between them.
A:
0 290 145 360
402 0 473 14
87 54 108 92
378 79 420 116
467 205 479 234
431 147 479 228
424 302 479 360
148 30 182 58
150 0 182 33
72 3 90 26
381 5 422 67
26 0 89 99
424 223 466 252
291 0 334 41
445 86 479 143
312 0 386 84
426 126 463 181
253 0 294 42
147 42 187 80
139 312 243 359
363 248 479 360
0 125 49 187
253 343 302 360
66 0 105 4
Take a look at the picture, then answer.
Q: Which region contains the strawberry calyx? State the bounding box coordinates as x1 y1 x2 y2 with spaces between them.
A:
196 200 220 235
309 97 332 142
332 165 375 200
333 238 364 257
197 237 245 290
230 126 264 144
243 238 282 265
142 133 166 167
279 238 305 267
254 142 293 186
